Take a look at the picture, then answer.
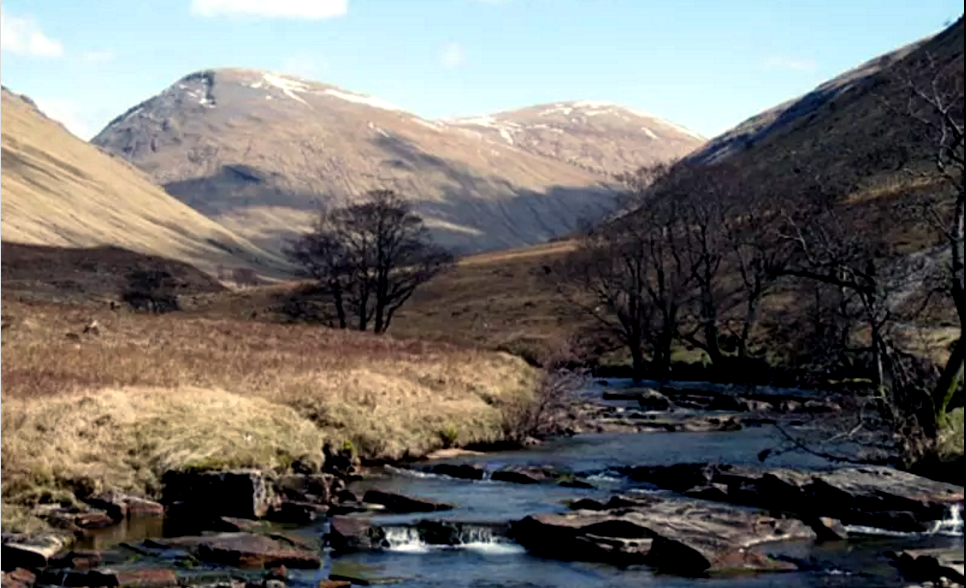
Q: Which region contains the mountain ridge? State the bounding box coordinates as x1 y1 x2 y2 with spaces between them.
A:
0 86 286 278
90 68 703 255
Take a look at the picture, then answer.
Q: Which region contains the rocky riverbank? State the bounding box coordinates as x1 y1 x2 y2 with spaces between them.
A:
3 380 963 587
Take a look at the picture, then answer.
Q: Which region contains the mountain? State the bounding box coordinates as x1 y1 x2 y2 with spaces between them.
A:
91 69 701 254
0 87 284 276
448 101 704 176
687 18 963 181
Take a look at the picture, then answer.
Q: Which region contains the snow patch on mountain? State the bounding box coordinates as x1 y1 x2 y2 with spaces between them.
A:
323 88 401 111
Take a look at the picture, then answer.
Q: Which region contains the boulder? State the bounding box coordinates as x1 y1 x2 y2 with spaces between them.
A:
85 492 164 519
361 490 453 513
327 517 387 553
887 547 965 586
41 568 178 588
627 464 964 534
422 463 486 480
511 498 807 575
620 463 724 492
636 390 671 411
162 470 278 519
275 474 341 505
49 550 103 570
1 569 35 588
112 569 180 588
266 501 327 524
491 468 552 485
1 532 74 571
149 533 320 569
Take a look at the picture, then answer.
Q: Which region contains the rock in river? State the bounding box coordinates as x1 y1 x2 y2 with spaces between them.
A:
162 470 278 519
148 533 321 569
361 490 453 513
622 463 964 534
511 497 812 575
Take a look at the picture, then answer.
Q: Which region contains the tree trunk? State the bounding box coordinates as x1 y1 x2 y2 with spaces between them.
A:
932 335 965 428
630 344 646 382
331 283 348 329
738 295 761 361
702 301 723 366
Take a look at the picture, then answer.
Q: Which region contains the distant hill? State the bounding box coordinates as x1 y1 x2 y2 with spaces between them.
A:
0 87 285 277
91 69 702 254
687 18 963 188
448 101 703 176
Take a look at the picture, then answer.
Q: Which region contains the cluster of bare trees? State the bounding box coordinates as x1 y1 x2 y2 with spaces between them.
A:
285 189 453 334
555 57 963 454
555 161 790 382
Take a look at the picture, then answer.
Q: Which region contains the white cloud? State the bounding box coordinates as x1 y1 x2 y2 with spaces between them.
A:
81 49 116 64
0 8 63 58
762 56 818 72
33 98 100 141
190 0 347 19
440 42 465 69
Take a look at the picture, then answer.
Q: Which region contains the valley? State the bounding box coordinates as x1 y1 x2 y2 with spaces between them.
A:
1 9 963 588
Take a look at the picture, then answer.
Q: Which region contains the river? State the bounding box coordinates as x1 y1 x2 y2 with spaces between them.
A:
76 379 963 587
315 379 963 587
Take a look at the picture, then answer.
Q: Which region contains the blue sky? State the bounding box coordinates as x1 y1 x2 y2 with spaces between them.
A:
1 0 961 140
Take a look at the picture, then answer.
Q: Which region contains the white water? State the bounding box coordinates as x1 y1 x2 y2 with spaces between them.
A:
383 525 525 555
844 503 964 538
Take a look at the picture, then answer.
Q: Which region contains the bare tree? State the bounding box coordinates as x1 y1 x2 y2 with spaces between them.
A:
285 190 453 334
899 54 965 427
284 206 352 329
555 164 695 380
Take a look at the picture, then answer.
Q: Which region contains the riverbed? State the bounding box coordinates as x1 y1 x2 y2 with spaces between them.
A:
319 379 963 587
67 379 963 588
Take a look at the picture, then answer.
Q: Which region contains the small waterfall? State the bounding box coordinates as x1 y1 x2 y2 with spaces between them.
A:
383 526 430 553
457 525 526 554
844 503 964 537
928 503 963 537
381 523 525 554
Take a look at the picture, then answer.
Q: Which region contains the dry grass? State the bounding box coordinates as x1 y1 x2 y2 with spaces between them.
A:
938 408 965 460
0 88 285 277
0 297 536 515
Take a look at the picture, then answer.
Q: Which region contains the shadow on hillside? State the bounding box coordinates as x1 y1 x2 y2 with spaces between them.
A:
158 133 620 255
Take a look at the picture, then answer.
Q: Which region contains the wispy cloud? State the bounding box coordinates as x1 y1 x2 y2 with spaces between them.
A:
0 8 63 58
190 0 347 19
762 55 818 72
440 42 466 69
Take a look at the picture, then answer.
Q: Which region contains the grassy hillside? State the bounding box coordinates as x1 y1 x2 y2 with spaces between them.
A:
1 242 227 303
1 294 536 530
0 87 285 277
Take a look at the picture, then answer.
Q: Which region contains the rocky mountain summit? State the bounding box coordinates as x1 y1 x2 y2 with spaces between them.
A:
91 69 702 254
448 101 703 176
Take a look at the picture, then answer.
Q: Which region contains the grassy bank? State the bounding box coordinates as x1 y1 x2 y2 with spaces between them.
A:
1 297 536 529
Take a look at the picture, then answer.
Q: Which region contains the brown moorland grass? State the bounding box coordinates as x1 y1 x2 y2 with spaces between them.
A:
0 297 536 529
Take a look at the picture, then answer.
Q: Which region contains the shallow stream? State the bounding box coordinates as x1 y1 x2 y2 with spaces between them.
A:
81 379 963 587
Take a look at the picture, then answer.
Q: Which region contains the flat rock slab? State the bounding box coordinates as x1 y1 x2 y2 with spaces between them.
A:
1 532 74 571
512 497 813 575
623 463 964 533
361 490 453 513
148 533 320 569
890 547 966 585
